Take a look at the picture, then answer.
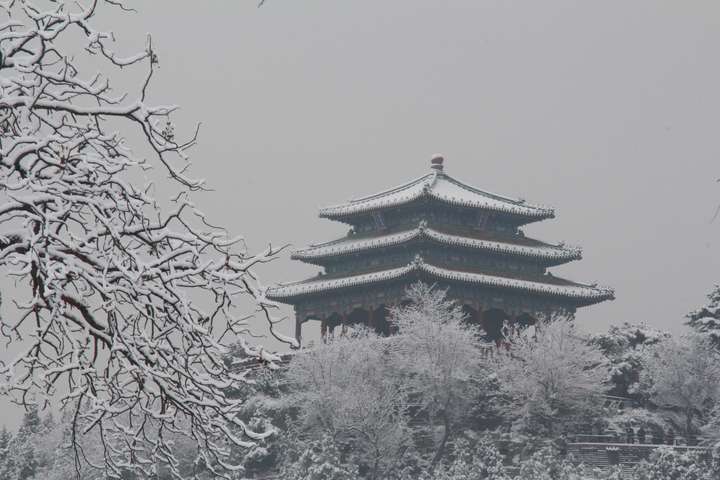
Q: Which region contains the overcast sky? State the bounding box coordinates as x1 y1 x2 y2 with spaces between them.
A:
133 0 719 337
3 0 720 427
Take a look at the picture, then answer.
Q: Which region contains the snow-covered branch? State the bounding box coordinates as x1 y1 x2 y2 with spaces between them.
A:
0 1 294 478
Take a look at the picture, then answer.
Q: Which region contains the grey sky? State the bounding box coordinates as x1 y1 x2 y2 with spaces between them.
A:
2 0 720 427
135 0 719 337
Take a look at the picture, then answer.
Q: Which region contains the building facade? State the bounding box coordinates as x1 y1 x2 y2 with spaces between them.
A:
267 157 613 345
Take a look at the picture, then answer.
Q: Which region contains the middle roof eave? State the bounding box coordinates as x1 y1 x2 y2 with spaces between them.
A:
292 225 582 264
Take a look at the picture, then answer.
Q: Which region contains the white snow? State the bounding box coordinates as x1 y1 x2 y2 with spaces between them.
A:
318 171 555 220
294 225 581 262
267 256 613 301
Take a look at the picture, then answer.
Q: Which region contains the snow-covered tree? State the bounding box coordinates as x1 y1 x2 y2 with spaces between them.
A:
590 322 669 398
631 447 720 480
280 435 360 480
512 447 591 480
494 319 609 436
429 437 509 480
702 406 720 448
688 286 720 348
285 330 411 480
0 2 293 478
388 283 485 471
0 426 12 479
0 408 63 480
227 364 290 478
640 334 720 437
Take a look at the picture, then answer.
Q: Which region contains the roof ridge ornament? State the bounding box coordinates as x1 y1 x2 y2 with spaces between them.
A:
430 154 444 172
411 253 425 267
418 219 428 232
422 180 433 195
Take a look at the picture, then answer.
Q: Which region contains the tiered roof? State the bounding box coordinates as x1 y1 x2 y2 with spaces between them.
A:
267 255 613 306
319 168 554 223
293 221 582 266
267 156 613 309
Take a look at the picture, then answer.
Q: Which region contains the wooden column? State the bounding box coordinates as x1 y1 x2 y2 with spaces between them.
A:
320 319 328 344
295 317 302 347
340 313 348 337
508 313 519 339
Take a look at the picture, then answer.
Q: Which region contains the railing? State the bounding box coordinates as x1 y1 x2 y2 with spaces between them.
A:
568 432 713 447
478 341 497 359
601 394 640 410
567 440 711 472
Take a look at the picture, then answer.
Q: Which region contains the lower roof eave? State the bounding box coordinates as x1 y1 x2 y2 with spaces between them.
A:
266 259 614 308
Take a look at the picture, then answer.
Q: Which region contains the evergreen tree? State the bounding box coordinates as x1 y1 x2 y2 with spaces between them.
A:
430 438 509 480
41 413 55 433
0 427 9 460
640 334 720 437
631 447 720 480
0 427 12 479
514 447 590 480
590 322 669 398
0 406 53 480
18 406 42 436
15 407 42 480
688 286 720 348
281 435 359 480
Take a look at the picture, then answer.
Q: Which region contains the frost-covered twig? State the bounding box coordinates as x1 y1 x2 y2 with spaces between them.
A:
0 1 295 479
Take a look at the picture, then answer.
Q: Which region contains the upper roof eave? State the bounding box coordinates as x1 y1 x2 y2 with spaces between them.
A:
319 172 555 222
317 172 554 223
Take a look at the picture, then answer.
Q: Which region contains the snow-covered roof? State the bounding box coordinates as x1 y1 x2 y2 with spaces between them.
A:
266 256 614 304
292 223 581 264
318 169 554 221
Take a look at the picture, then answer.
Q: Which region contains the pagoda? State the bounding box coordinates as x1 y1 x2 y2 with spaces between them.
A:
267 156 613 345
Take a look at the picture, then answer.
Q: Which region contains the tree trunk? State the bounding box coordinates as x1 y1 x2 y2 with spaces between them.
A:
429 410 451 472
370 454 380 480
685 408 694 440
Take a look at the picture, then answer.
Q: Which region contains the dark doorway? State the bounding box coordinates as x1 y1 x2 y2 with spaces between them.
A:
373 305 390 336
483 308 508 342
516 312 537 329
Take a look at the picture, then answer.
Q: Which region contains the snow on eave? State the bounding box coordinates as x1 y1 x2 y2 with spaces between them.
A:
291 224 582 264
317 171 554 221
435 174 553 215
318 173 433 218
266 256 614 303
347 173 434 204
